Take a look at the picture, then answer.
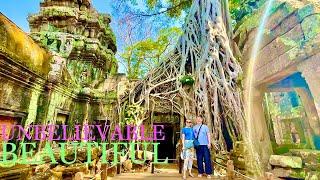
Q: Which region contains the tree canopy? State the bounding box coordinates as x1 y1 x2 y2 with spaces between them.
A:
120 27 182 79
113 0 263 78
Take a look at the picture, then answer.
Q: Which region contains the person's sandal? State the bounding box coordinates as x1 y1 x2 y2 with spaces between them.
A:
198 174 202 178
183 175 187 179
207 175 212 179
189 173 194 177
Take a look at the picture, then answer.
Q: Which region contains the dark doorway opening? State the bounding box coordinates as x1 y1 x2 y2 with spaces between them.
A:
154 123 175 161
56 113 69 142
0 115 20 152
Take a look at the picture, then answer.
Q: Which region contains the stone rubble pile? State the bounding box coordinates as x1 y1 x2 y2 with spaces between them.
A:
0 145 156 180
268 149 320 179
0 145 113 180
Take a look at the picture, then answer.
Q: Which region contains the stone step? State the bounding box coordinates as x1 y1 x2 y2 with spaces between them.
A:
270 167 306 179
270 167 320 179
289 149 320 164
269 155 303 168
0 167 32 179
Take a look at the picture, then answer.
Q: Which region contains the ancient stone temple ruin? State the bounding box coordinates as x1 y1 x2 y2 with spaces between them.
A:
235 0 320 178
26 0 121 127
0 0 126 179
1 0 320 179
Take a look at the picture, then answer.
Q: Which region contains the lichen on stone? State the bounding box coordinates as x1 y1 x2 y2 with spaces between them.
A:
41 6 78 17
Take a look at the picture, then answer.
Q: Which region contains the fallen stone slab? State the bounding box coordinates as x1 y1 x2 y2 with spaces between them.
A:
270 168 306 179
35 163 50 173
269 155 302 168
0 164 32 179
306 171 320 180
304 162 320 171
106 165 117 177
289 149 320 164
30 169 62 180
30 170 52 180
122 159 133 172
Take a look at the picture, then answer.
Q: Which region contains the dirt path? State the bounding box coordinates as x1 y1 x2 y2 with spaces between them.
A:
109 168 223 179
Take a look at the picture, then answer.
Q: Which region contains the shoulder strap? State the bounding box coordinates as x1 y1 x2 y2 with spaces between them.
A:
195 124 203 139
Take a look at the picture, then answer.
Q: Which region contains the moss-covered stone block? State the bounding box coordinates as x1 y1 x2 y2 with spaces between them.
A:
306 171 320 180
301 14 320 41
269 155 303 168
0 14 50 77
290 149 320 164
271 167 306 179
42 6 77 17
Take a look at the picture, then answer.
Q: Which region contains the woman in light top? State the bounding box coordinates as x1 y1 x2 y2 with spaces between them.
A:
181 117 195 179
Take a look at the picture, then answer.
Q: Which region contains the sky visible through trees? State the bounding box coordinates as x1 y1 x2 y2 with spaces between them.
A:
0 0 257 77
0 0 185 75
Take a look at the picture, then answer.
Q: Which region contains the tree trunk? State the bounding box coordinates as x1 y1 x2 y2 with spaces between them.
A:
122 0 261 176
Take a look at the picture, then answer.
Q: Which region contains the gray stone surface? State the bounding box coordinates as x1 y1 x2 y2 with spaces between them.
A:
270 167 306 179
269 155 303 168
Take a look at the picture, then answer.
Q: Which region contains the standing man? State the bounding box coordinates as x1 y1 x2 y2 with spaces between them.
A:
193 116 213 178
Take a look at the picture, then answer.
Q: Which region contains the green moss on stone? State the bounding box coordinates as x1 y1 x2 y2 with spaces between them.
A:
301 14 320 41
0 14 50 77
42 6 77 17
105 91 117 99
24 85 42 125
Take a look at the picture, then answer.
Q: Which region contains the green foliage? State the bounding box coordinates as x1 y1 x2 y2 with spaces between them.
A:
109 56 118 76
124 104 145 125
149 0 262 25
147 0 157 7
145 0 192 17
229 0 264 23
272 142 309 155
179 74 194 85
143 0 264 25
98 15 117 44
106 91 117 99
121 27 182 79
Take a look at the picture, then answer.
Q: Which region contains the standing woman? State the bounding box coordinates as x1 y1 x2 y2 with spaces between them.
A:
181 117 195 179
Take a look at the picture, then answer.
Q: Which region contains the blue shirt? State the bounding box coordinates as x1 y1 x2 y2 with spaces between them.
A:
182 127 194 140
193 124 209 145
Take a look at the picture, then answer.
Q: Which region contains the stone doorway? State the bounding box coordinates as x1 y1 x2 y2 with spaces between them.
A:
153 123 178 162
0 115 19 151
262 72 320 153
0 115 17 139
263 91 312 152
55 112 70 142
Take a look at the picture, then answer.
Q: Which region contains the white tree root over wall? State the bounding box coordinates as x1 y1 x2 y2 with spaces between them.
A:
121 0 261 174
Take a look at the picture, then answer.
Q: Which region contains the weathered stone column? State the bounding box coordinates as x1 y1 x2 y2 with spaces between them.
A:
297 54 320 122
249 86 273 170
295 88 320 136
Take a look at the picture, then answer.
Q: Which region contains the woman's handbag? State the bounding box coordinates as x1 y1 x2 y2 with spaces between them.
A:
180 150 186 160
193 124 203 148
185 140 194 149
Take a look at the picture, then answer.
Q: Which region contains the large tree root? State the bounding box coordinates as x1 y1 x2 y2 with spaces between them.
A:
120 0 261 175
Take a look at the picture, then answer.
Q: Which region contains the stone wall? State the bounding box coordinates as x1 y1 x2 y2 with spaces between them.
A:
0 13 50 77
0 14 49 128
0 12 119 141
235 0 320 177
236 0 320 85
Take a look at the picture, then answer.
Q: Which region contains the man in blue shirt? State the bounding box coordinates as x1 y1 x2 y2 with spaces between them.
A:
193 116 213 178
